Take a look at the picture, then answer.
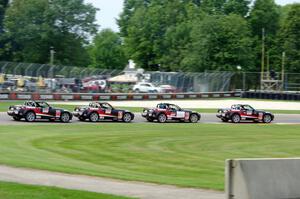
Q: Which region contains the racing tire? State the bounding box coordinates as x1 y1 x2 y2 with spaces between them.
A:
263 114 272 123
189 114 199 123
60 112 71 123
157 113 167 123
231 114 241 123
25 111 36 122
13 116 21 121
122 113 133 123
89 112 99 122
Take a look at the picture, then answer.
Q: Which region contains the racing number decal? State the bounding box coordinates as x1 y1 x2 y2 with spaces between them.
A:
118 111 123 119
246 110 252 115
105 109 112 114
56 110 61 117
42 108 49 113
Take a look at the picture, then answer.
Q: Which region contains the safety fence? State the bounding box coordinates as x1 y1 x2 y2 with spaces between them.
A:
0 91 241 101
242 91 300 101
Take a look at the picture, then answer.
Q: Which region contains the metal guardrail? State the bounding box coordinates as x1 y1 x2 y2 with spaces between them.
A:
0 91 241 101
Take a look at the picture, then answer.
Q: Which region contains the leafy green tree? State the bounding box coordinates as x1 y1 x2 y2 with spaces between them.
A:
0 0 8 33
183 14 253 71
224 0 251 16
0 0 9 59
280 4 300 72
3 0 98 66
89 29 127 70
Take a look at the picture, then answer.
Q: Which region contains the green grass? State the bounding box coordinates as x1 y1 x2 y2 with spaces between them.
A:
0 124 300 190
1 101 300 114
0 181 132 199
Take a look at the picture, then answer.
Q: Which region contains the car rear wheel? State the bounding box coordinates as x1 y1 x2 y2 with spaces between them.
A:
89 112 99 122
13 116 21 121
25 112 36 122
231 114 241 123
157 114 167 123
263 114 272 123
122 113 132 123
60 112 71 123
189 114 199 123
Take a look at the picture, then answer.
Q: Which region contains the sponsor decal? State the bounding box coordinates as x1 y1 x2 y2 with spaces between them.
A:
259 112 263 120
0 94 9 99
56 110 61 117
132 95 143 100
162 95 172 99
40 95 54 100
61 95 74 100
185 112 190 120
81 95 93 100
176 95 185 99
189 94 197 98
42 108 49 113
148 95 158 99
105 109 112 114
17 94 31 99
99 95 111 100
117 95 127 100
118 111 123 119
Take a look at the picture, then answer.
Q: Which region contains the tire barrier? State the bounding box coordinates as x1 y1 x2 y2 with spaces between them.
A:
242 91 300 101
0 91 241 101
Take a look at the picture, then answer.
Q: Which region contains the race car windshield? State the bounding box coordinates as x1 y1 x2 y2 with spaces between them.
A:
169 104 181 111
101 103 113 110
231 105 241 110
157 104 167 109
24 101 37 107
36 102 50 108
242 105 254 111
89 103 101 108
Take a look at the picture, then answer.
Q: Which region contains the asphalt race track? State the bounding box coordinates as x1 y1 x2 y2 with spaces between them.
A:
0 112 299 125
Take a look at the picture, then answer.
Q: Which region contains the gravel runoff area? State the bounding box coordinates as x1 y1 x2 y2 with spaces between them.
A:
50 99 300 110
0 165 224 199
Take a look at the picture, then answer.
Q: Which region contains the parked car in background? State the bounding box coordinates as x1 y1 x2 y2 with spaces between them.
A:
7 101 72 122
142 103 201 123
216 104 274 123
73 102 134 123
133 82 163 93
159 85 177 93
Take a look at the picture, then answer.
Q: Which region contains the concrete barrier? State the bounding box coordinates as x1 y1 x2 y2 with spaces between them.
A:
226 158 300 199
0 91 241 101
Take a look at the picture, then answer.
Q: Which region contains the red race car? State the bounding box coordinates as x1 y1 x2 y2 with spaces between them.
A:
142 103 201 123
216 104 274 123
7 101 72 122
73 102 134 123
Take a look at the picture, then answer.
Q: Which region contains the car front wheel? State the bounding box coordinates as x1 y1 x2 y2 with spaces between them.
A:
60 112 71 123
189 114 199 123
89 112 99 122
263 114 272 123
123 113 132 123
157 114 167 123
25 112 36 122
231 114 241 123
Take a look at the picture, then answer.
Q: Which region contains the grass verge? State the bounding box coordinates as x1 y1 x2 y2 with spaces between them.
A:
0 181 132 199
0 124 300 190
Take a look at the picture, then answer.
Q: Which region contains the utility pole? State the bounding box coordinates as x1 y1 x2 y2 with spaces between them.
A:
50 47 55 65
261 28 265 88
281 52 286 90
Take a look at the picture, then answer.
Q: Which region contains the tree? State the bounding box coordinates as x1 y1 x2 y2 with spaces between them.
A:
182 14 254 72
89 29 127 70
224 0 251 16
0 0 9 33
3 0 98 66
280 4 300 72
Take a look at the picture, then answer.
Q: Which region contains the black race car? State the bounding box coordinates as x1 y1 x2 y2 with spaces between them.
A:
73 102 135 123
216 104 274 123
7 101 72 122
142 103 201 123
